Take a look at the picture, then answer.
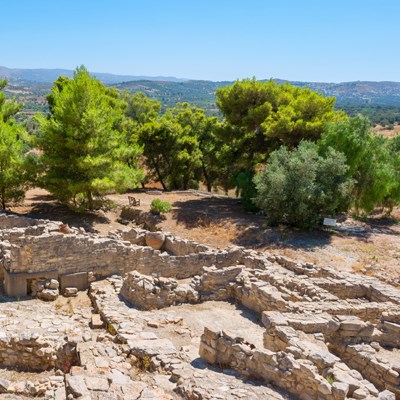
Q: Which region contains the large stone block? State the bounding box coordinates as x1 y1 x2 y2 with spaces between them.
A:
59 272 88 291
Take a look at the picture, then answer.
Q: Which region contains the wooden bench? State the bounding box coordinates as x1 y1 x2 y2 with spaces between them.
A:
128 196 140 207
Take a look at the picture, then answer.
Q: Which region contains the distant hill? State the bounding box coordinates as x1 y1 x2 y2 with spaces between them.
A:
0 66 187 84
275 79 400 106
116 79 400 109
3 66 400 123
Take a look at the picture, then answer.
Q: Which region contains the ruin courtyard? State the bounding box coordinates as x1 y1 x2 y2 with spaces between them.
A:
0 208 399 400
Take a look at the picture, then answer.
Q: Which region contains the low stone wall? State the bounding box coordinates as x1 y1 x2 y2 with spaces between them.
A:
0 213 51 229
199 327 387 400
120 266 244 310
274 255 400 305
262 310 399 399
379 312 400 347
0 330 78 372
120 271 198 310
330 343 400 397
3 227 246 296
115 227 213 255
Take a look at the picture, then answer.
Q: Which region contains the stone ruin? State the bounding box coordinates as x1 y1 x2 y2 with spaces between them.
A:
0 211 399 399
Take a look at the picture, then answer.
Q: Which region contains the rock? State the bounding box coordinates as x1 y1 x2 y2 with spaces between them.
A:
128 338 176 358
84 376 109 391
145 231 165 250
55 387 67 400
107 369 131 385
64 287 78 297
49 279 60 290
352 388 369 399
38 288 59 301
0 379 10 393
378 390 396 400
91 314 104 329
66 375 90 398
331 382 349 400
121 382 147 398
60 224 72 234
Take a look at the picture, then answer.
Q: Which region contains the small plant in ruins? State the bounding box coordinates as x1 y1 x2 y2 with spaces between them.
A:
138 354 151 371
67 298 74 316
325 375 334 385
150 198 172 214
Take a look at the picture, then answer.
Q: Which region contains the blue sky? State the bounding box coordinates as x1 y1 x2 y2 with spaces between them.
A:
2 0 399 82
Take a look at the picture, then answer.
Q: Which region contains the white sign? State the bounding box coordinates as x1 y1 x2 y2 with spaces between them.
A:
323 218 337 227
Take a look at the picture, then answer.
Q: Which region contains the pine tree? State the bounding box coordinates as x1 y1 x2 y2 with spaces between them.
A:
0 79 33 210
36 66 143 210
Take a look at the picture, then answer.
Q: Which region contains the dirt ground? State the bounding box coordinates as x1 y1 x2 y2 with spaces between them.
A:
9 187 400 286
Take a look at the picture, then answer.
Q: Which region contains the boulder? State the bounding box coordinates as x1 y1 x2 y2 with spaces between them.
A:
38 289 59 301
48 279 60 290
145 232 165 250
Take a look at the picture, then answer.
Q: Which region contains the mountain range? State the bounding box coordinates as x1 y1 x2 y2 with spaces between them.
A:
0 66 187 84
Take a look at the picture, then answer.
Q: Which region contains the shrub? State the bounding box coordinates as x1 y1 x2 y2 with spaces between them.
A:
234 171 259 212
254 141 351 228
150 198 172 214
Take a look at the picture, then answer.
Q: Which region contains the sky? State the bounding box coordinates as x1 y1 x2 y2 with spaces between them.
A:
2 0 400 82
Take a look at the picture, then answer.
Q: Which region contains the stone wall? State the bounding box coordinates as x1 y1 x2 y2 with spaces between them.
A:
120 271 198 310
199 327 387 400
0 213 50 229
120 265 245 310
262 310 399 399
0 330 78 372
2 218 248 297
114 227 212 256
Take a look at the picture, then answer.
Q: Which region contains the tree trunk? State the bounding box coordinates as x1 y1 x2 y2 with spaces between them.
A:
151 157 167 191
1 188 5 210
202 161 212 192
87 191 94 211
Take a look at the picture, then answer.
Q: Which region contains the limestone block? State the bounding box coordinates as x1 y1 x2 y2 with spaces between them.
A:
38 289 59 301
145 231 165 250
60 272 88 291
48 279 59 290
66 375 90 398
91 314 104 329
64 287 78 297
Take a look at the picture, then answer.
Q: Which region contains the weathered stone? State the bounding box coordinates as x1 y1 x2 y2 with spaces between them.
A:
145 231 165 250
38 288 59 301
48 279 60 290
0 379 10 393
84 376 109 391
66 375 90 397
64 287 78 297
91 314 104 329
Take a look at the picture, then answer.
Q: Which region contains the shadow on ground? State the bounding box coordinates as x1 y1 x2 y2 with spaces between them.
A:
12 191 109 232
172 197 262 228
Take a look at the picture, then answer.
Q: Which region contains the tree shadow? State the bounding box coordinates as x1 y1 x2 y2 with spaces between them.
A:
171 195 400 252
172 197 262 229
13 201 110 232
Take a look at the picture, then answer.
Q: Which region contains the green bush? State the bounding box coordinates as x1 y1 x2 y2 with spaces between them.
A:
254 141 351 228
234 171 259 212
150 198 172 213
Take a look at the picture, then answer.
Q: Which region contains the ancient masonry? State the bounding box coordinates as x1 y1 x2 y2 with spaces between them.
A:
0 211 399 399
